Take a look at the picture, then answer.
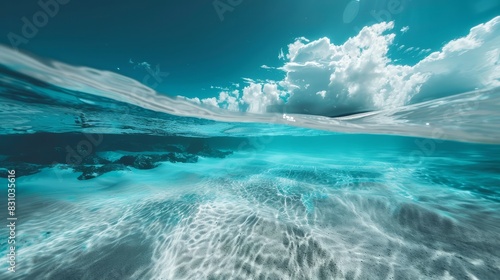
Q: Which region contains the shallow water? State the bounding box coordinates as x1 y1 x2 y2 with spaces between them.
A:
0 48 500 279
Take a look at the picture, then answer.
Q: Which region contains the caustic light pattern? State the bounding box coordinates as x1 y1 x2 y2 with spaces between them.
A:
0 12 499 280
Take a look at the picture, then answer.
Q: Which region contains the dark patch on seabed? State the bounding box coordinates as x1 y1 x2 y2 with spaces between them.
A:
0 133 240 180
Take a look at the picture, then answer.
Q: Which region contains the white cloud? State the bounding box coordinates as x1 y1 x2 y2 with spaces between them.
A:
418 48 432 56
191 82 286 113
195 16 499 116
294 36 310 42
276 21 429 115
412 16 500 101
217 90 241 111
316 90 327 98
278 48 285 60
240 83 277 113
242 77 256 84
201 97 218 107
129 60 156 72
404 47 414 53
260 64 274 69
400 26 410 33
210 85 229 91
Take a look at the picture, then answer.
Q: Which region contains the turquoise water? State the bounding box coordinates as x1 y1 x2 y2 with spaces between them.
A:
1 32 500 280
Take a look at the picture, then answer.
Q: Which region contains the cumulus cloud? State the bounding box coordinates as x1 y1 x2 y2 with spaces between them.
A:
193 16 499 116
276 21 432 116
412 17 500 101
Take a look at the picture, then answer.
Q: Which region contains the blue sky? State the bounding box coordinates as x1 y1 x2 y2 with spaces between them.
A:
1 0 499 115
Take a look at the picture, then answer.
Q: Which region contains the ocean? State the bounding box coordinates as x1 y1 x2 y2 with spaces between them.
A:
0 44 500 280
0 43 500 279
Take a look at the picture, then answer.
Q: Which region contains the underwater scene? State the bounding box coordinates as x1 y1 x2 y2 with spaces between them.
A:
1 1 500 279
